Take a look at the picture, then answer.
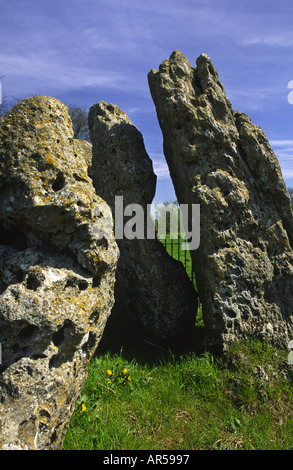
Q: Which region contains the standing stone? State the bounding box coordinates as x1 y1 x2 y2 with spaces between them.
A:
148 50 293 349
88 101 197 343
0 97 119 449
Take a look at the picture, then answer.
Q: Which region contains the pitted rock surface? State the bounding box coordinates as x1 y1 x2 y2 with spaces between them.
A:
89 101 197 342
0 97 119 449
148 50 293 349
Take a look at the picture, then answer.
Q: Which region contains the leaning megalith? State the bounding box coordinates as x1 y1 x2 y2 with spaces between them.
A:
0 97 119 449
88 101 197 342
148 50 293 349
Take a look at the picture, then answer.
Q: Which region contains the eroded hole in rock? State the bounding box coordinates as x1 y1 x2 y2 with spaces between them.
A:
49 320 84 368
26 366 33 376
12 346 28 363
0 263 25 295
73 173 87 182
81 331 96 357
92 260 109 288
92 273 102 288
78 280 88 290
52 324 66 347
64 278 89 290
52 172 65 191
226 309 237 319
64 278 76 289
50 425 62 445
31 353 47 360
49 354 60 368
0 224 28 250
18 324 39 343
52 319 76 348
95 236 109 249
39 409 51 420
89 310 100 324
15 268 26 283
26 271 44 290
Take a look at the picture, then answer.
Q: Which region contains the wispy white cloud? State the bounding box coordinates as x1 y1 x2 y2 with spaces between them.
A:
0 1 159 98
227 86 284 111
240 33 293 47
270 140 293 182
283 171 293 179
152 157 170 180
271 140 293 158
0 53 127 89
1 0 293 199
271 140 293 147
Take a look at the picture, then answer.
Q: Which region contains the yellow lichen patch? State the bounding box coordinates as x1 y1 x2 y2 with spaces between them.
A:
45 153 56 166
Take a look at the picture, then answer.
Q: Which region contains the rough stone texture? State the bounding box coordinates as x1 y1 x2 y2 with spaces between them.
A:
148 50 293 349
0 97 119 449
88 101 197 342
72 139 93 178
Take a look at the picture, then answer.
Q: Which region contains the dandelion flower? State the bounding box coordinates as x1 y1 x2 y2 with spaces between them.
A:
122 368 127 374
106 370 112 376
81 404 87 412
127 376 131 381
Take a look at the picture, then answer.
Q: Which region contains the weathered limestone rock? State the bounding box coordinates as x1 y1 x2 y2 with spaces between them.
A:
148 50 293 349
0 97 119 449
88 101 197 342
72 139 93 178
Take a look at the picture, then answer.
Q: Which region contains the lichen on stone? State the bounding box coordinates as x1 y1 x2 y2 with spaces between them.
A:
148 51 293 350
0 96 119 450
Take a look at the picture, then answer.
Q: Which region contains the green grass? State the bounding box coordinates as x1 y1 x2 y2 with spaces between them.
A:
63 232 293 450
157 232 203 325
63 339 293 450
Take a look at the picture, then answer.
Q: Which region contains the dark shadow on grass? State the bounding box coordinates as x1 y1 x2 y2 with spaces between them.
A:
96 306 218 366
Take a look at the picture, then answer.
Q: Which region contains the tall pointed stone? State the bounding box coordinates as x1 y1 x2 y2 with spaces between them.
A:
148 50 293 349
88 101 197 343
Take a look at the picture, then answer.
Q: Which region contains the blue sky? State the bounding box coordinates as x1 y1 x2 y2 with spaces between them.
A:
1 0 293 202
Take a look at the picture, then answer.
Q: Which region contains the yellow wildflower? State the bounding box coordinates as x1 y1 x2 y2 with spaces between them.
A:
122 368 127 374
106 370 112 376
81 404 87 412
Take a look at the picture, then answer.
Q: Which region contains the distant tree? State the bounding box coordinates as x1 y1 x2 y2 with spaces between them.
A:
0 72 10 118
67 103 90 142
0 95 11 118
154 200 181 236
